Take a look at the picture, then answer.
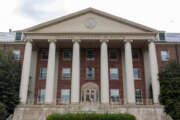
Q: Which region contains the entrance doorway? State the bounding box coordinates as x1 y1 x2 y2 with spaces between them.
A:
81 82 99 104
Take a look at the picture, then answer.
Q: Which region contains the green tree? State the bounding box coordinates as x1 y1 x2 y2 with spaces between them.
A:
0 49 21 117
159 61 180 120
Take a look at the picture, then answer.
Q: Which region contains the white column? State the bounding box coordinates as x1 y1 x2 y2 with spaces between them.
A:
100 39 109 104
20 39 32 104
124 40 136 104
45 40 56 104
148 40 160 104
71 39 81 104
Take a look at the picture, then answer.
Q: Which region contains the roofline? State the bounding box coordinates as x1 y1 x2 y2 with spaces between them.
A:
18 7 159 33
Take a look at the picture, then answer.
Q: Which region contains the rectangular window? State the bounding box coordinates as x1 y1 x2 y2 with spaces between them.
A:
61 89 70 104
135 89 143 104
13 50 20 60
159 33 165 41
15 32 22 41
109 49 117 60
86 67 95 80
110 68 119 80
161 50 169 61
63 49 72 60
62 68 71 80
37 88 45 104
40 67 47 80
86 49 95 60
133 68 141 80
110 89 120 103
40 50 48 60
132 48 140 60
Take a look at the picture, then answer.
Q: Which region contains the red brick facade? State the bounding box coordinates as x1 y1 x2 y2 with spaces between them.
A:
1 42 180 104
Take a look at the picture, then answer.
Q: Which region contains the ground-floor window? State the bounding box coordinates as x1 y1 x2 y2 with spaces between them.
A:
135 89 143 104
61 89 70 104
37 88 45 104
110 89 120 103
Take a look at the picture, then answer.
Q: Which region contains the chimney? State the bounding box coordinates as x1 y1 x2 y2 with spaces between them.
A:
9 29 12 33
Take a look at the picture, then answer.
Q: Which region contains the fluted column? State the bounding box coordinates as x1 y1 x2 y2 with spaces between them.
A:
100 39 109 104
45 40 56 104
124 40 135 104
71 39 81 104
148 40 160 104
20 39 33 104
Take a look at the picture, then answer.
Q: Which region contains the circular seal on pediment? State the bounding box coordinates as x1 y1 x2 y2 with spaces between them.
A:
84 17 97 29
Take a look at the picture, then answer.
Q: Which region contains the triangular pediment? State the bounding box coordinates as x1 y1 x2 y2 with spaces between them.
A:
22 8 158 33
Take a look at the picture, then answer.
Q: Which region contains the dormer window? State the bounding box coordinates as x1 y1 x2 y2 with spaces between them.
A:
159 33 165 41
15 32 24 41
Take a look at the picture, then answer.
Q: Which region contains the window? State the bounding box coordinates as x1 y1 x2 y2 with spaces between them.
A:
133 68 141 80
161 51 169 61
15 32 22 41
62 68 71 80
87 49 95 60
86 67 95 80
109 49 117 60
135 89 143 104
132 49 140 60
13 50 20 60
110 68 119 80
37 88 45 104
63 49 72 60
61 89 70 104
159 33 165 41
40 67 47 79
110 89 119 103
40 51 48 60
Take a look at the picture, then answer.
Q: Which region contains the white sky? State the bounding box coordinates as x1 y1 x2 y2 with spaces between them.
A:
0 0 180 32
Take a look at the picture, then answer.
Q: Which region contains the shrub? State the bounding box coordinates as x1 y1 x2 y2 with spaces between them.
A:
46 113 136 120
0 102 8 120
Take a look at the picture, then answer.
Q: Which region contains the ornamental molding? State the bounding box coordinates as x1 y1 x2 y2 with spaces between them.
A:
84 17 97 29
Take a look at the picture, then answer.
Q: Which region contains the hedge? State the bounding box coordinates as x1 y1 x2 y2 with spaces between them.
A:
46 113 136 120
0 102 7 120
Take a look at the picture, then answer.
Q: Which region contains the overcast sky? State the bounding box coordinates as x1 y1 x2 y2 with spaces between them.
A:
0 0 180 32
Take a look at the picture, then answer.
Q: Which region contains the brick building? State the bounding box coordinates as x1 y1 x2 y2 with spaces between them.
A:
0 8 178 120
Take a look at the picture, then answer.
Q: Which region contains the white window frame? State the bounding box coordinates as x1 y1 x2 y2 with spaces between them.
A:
133 68 141 80
61 89 70 104
62 68 71 80
110 89 120 103
63 49 72 61
135 89 143 104
13 50 20 60
86 67 95 80
40 67 47 80
161 50 169 61
110 68 119 80
37 88 45 104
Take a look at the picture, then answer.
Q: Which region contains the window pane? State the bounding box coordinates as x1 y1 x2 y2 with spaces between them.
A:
37 89 45 103
135 89 143 104
132 49 140 60
161 51 169 61
40 67 47 79
109 49 117 60
159 33 165 41
86 67 95 80
63 49 72 60
15 32 22 40
110 89 119 102
13 50 20 60
40 51 48 60
110 68 118 80
62 68 71 80
61 89 70 103
133 68 140 80
87 49 95 60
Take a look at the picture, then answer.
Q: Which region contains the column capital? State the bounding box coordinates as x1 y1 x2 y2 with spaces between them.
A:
100 39 109 43
48 39 57 43
24 38 33 43
123 39 133 43
72 39 81 43
147 39 156 43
